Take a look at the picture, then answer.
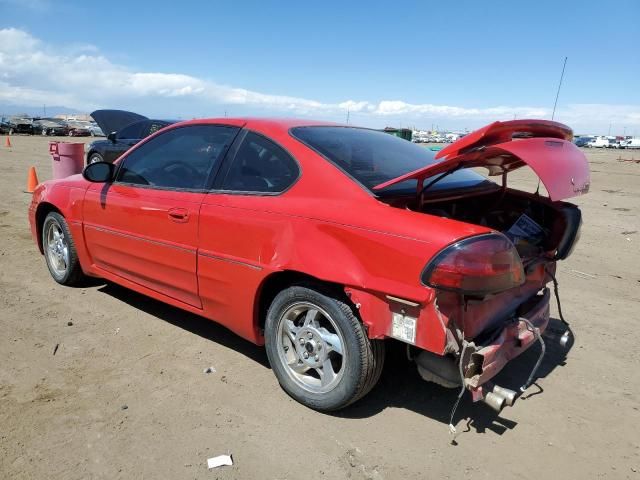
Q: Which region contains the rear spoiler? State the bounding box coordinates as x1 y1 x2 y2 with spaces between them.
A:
435 119 574 160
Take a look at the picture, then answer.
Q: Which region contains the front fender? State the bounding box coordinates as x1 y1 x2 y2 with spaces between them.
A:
30 177 92 270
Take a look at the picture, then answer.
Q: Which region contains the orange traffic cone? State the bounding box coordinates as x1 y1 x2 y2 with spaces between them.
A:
26 166 39 193
5 136 11 148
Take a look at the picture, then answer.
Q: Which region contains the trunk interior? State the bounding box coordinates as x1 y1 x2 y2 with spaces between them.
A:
386 188 580 263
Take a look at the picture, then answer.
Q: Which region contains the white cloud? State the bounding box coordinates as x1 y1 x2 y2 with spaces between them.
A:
0 27 638 133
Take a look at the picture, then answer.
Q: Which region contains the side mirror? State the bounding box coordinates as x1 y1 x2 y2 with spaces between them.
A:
107 131 117 143
83 161 115 183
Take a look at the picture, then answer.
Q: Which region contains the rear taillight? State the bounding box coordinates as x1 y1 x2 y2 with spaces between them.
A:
421 233 525 296
555 205 582 260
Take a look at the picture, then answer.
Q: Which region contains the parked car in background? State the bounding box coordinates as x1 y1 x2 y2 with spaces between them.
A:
6 117 34 135
86 109 175 164
33 118 70 136
29 118 588 414
87 122 104 137
66 122 92 137
0 118 10 134
573 136 592 147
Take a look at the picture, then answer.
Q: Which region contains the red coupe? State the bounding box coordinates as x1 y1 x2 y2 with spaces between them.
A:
28 118 589 413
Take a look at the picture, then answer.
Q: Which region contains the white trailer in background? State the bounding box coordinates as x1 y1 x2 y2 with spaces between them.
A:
588 136 610 148
623 138 640 149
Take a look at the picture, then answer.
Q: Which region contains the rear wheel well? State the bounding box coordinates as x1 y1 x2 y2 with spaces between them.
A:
35 203 63 253
256 271 350 332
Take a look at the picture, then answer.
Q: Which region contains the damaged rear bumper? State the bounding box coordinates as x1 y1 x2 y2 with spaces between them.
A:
463 287 550 389
415 288 551 394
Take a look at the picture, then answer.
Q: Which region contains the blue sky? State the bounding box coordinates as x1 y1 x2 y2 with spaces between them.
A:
1 0 639 134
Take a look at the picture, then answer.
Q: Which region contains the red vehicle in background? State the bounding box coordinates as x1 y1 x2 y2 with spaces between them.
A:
66 121 92 137
28 118 589 416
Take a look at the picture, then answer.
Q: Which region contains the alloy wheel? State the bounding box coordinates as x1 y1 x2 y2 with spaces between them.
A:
45 221 69 277
276 301 346 394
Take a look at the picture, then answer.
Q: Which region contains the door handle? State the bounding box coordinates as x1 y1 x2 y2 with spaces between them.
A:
168 208 189 223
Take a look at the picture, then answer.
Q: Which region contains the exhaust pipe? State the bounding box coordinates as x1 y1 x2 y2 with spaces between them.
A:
491 385 517 407
482 391 505 412
478 382 518 411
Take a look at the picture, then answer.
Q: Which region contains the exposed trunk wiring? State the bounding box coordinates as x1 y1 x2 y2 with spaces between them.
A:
448 340 469 441
519 317 546 393
545 266 569 326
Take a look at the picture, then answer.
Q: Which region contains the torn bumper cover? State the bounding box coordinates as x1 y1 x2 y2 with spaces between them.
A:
463 288 550 389
415 288 551 392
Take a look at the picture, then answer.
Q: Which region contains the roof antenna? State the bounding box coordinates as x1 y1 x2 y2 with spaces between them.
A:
535 56 568 196
551 56 568 121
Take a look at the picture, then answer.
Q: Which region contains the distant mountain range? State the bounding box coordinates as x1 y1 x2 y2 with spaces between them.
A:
0 105 86 118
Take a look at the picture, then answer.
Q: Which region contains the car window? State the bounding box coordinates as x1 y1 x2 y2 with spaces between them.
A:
118 121 145 139
116 125 239 190
143 121 169 138
220 132 299 193
292 126 490 195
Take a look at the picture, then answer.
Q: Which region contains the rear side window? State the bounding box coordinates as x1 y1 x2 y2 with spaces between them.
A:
117 125 239 190
291 126 489 195
219 132 299 193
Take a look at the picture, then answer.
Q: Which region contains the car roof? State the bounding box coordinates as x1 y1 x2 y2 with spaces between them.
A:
170 117 344 132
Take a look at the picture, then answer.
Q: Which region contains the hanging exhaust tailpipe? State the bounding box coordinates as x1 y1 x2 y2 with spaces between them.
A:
491 385 517 407
482 391 505 412
477 382 518 411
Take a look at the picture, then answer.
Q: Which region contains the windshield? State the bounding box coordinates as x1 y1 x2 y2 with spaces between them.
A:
291 126 491 195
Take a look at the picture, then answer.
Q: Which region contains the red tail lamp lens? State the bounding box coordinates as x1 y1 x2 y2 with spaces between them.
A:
422 234 525 295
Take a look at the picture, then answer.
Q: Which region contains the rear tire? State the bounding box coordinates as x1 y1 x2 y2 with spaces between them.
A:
265 285 384 411
42 212 86 286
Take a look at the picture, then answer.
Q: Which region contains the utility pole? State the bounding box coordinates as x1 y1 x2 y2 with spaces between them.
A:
346 108 350 125
552 56 568 121
608 123 612 136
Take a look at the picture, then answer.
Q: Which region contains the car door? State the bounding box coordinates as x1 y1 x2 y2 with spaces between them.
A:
198 130 301 339
83 124 241 307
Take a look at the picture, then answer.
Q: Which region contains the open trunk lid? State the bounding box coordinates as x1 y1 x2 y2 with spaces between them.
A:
373 119 590 201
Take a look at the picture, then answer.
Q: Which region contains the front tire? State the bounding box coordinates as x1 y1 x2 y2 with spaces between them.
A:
88 152 104 164
265 285 385 411
42 212 85 286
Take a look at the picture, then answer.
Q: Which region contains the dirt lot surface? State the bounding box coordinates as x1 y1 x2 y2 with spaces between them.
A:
1 135 639 479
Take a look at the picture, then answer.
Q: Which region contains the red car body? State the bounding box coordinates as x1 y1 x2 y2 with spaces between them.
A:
28 118 589 412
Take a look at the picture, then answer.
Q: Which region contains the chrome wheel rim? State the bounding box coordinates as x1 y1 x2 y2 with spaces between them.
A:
45 221 69 277
277 302 346 394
